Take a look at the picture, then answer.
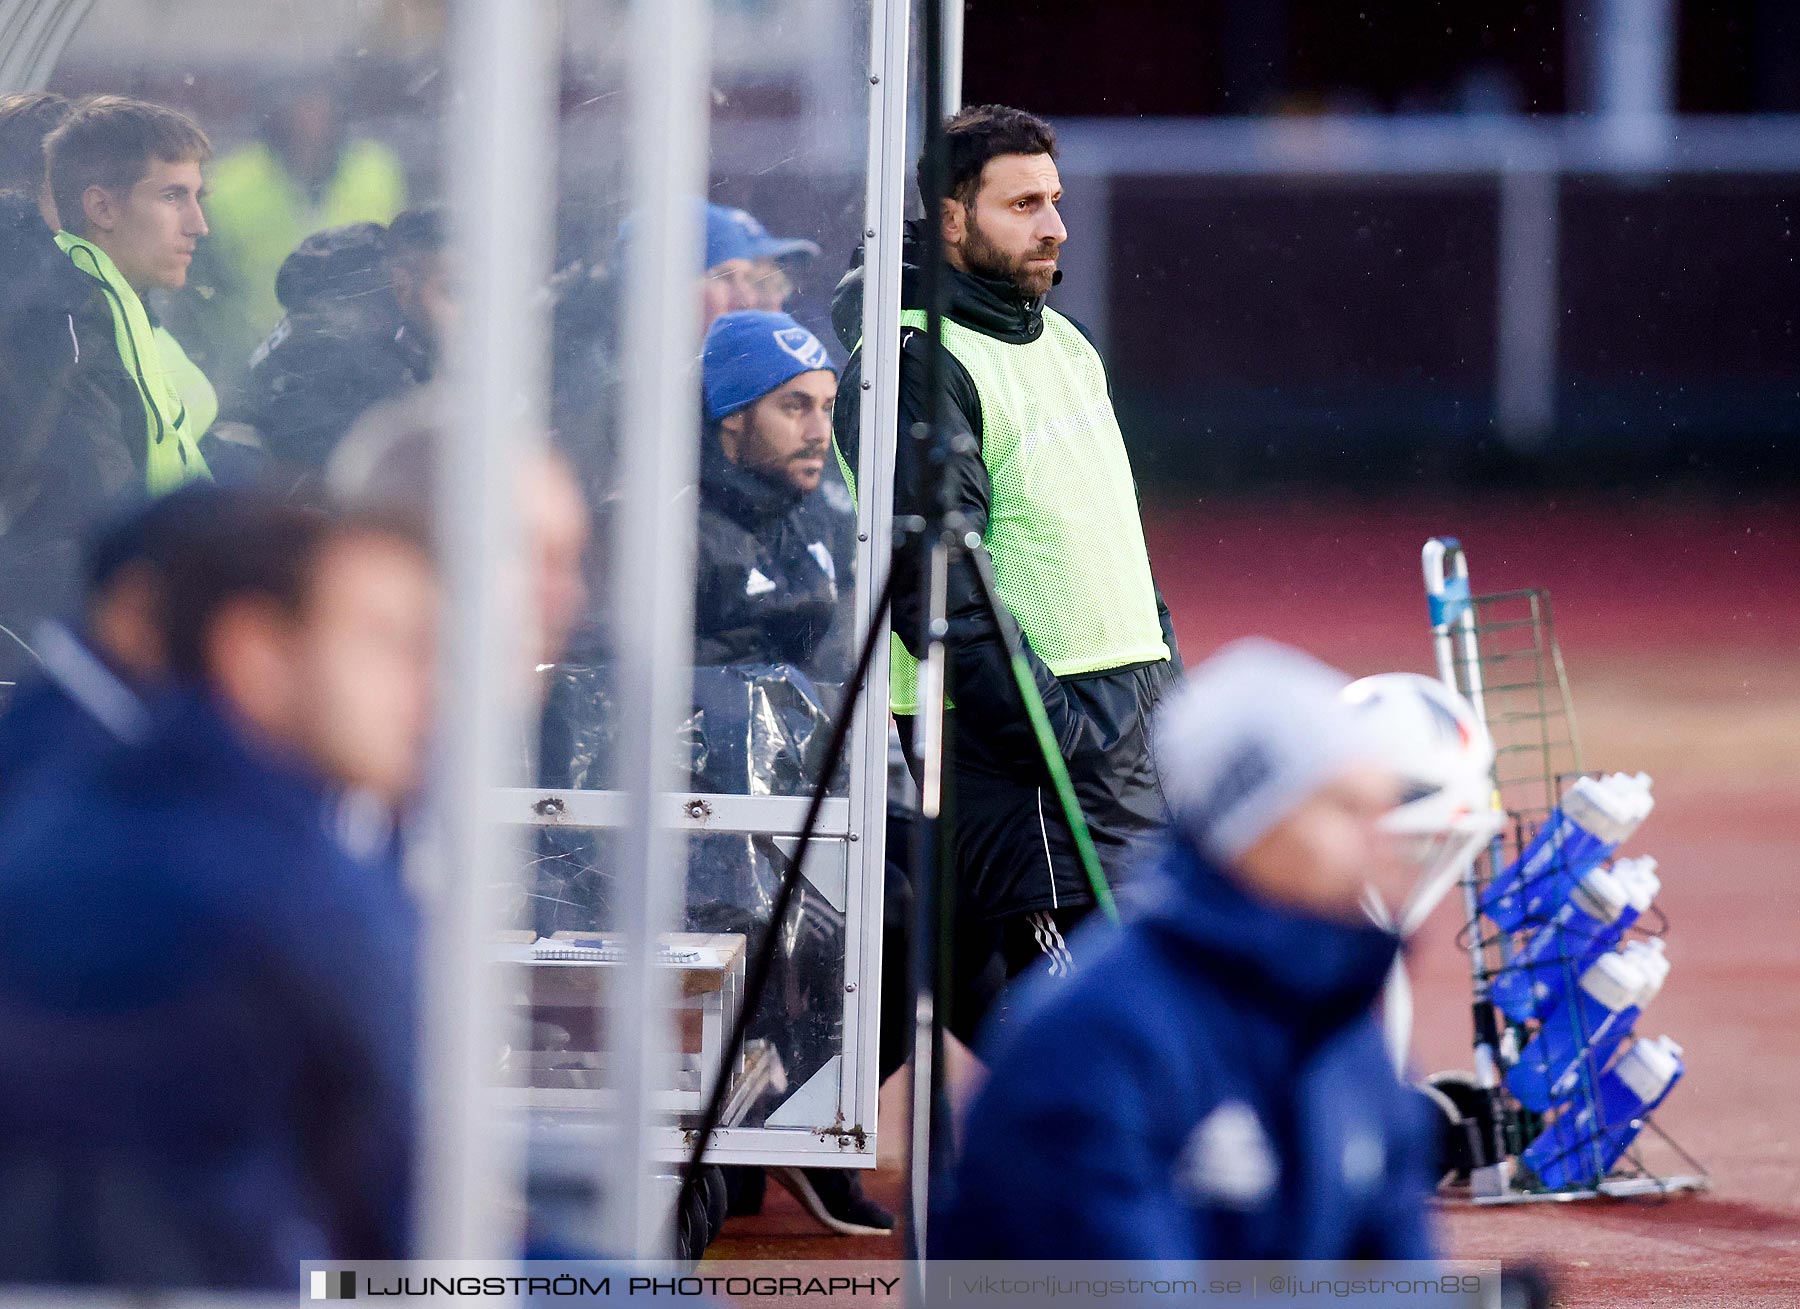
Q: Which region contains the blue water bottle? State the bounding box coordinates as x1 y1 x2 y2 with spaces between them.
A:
1523 1035 1684 1189
1507 939 1667 1112
1483 773 1652 932
1491 865 1629 1024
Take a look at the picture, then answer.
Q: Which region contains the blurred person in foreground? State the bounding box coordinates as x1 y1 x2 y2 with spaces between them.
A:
0 484 232 816
0 493 436 1285
0 95 215 684
932 640 1450 1260
832 105 1182 996
328 385 590 674
217 207 450 493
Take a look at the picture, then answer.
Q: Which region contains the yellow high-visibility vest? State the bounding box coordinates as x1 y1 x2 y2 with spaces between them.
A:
57 232 213 494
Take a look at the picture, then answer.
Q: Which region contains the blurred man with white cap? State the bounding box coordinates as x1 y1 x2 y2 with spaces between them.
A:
933 639 1472 1260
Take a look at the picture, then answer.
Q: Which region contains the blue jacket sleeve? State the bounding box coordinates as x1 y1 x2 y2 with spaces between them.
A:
1360 1083 1443 1261
934 1004 1212 1260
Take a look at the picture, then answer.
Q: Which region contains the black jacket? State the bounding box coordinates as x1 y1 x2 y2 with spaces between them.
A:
692 439 856 682
222 223 430 495
832 224 1182 919
0 190 142 684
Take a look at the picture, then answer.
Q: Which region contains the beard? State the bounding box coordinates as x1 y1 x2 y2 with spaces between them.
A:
960 212 1059 300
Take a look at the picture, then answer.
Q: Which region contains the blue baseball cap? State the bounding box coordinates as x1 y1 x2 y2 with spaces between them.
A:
702 310 837 420
704 203 821 271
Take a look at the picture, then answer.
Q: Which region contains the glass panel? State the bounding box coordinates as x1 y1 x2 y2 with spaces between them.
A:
537 0 873 802
0 3 441 697
0 0 452 1283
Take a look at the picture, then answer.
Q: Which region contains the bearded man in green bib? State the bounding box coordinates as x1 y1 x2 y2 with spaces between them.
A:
832 105 1182 1005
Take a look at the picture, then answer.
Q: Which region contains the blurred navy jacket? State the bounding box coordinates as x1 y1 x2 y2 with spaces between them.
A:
0 624 149 824
932 832 1439 1261
0 688 417 1287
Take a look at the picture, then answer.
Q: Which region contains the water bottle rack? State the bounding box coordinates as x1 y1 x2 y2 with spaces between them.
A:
1459 809 1710 1204
1420 540 1710 1206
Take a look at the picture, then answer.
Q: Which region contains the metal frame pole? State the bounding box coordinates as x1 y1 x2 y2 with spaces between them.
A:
416 0 557 1261
906 0 955 1267
940 0 963 114
1597 0 1678 163
602 0 711 1258
847 0 911 1146
1493 163 1560 450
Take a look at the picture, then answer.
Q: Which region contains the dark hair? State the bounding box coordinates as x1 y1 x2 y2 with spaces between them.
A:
161 493 329 680
45 95 212 237
387 206 446 260
83 482 238 597
160 494 433 683
932 103 1058 209
0 91 71 194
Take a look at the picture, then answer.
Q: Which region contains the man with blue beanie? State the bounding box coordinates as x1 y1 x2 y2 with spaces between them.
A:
700 204 820 332
933 639 1440 1260
695 309 887 1238
695 309 854 679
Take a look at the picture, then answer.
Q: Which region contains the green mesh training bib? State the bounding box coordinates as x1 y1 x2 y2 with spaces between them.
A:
57 232 212 495
886 306 1168 714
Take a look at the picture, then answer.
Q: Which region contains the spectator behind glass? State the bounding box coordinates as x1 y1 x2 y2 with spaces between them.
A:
0 494 436 1286
219 208 448 494
1 98 213 687
0 484 237 817
694 310 853 680
47 95 221 450
193 84 406 381
700 203 820 335
0 91 71 226
328 385 590 673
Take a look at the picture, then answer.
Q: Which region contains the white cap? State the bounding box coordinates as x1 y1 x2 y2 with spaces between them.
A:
1562 774 1644 845
1614 1035 1684 1104
1570 866 1630 923
1154 639 1378 865
1621 938 1671 1005
1577 949 1648 1012
1610 856 1661 911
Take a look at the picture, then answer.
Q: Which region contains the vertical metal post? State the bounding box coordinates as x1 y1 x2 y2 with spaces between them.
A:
417 0 557 1261
1493 165 1560 449
602 0 710 1258
1596 0 1678 163
940 0 964 114
907 0 954 1271
847 0 910 1142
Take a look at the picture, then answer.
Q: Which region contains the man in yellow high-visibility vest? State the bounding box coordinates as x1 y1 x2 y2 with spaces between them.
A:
1 96 216 685
45 95 216 494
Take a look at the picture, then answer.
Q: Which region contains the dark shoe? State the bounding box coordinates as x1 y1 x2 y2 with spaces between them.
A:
770 1166 895 1237
722 1164 765 1217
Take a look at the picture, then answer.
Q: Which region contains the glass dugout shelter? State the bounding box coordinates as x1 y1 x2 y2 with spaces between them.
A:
0 0 917 1262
